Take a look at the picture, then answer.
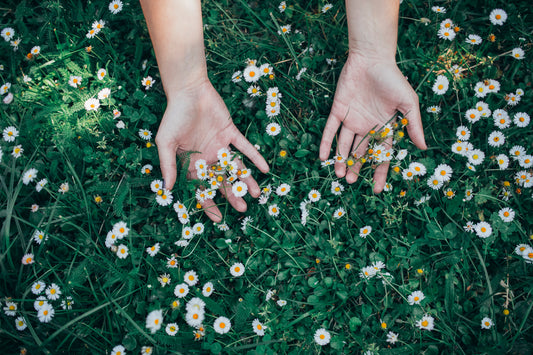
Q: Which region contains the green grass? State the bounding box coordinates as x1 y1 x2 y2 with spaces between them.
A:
1 0 532 354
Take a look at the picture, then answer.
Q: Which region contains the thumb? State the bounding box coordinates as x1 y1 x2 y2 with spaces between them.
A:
155 137 178 190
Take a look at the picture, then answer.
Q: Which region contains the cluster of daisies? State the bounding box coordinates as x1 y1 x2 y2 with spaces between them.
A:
232 59 283 136
104 221 131 258
1 78 13 104
514 244 533 264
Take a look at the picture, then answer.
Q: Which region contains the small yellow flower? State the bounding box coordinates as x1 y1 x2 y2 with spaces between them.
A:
345 263 351 270
417 268 424 275
280 150 287 157
503 181 510 187
380 321 387 329
315 258 320 264
146 142 152 148
503 309 509 316
94 195 103 204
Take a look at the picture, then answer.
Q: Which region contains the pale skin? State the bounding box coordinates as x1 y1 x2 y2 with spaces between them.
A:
140 0 426 222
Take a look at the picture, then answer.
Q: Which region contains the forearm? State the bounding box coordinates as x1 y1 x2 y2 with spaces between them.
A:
140 0 208 98
345 0 400 60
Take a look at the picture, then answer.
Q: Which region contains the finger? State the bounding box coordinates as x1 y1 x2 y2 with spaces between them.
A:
398 93 427 150
218 180 247 213
200 198 223 223
155 135 178 190
334 127 355 178
372 161 390 193
233 158 261 198
345 135 370 184
319 113 341 161
231 128 269 174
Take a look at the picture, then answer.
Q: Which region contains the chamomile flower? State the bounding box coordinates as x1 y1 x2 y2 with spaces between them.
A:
493 109 510 128
276 183 291 196
278 1 286 12
486 79 500 93
230 262 245 277
33 229 47 244
432 75 449 95
243 65 260 83
386 331 399 344
156 189 173 206
166 323 179 336
467 149 485 166
184 270 199 286
116 244 129 259
84 98 100 111
510 145 526 160
1 27 15 41
86 28 99 38
308 189 321 202
511 48 525 60
506 93 520 106
214 316 231 334
489 9 507 25
22 168 38 185
426 106 441 114
519 155 533 168
416 314 435 331
314 328 331 346
15 316 27 331
146 243 160 257
247 85 261 97
488 131 505 147
68 75 82 88
1 82 11 95
427 176 444 190
434 164 453 182
266 122 281 136
145 309 163 334
498 207 515 222
465 109 481 123
402 169 416 180
475 221 492 238
331 181 344 195
465 34 482 45
113 221 129 238
150 180 163 193
268 204 280 217
514 112 530 127
174 283 189 298
333 207 346 219
158 273 171 287
21 253 34 265
407 290 425 305
321 4 333 13
231 71 242 83
138 129 152 140
232 181 248 197
360 226 372 238
481 317 493 329
202 282 214 297
32 280 46 295
109 0 123 14
38 303 54 323
495 154 509 170
277 25 291 35
30 46 41 55
252 318 266 336
410 162 427 176
97 68 106 80
437 27 456 41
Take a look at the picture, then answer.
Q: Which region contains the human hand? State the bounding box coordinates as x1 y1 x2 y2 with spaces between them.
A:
155 79 269 222
319 52 427 193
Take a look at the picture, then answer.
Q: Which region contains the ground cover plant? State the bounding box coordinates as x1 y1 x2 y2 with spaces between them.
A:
1 0 532 353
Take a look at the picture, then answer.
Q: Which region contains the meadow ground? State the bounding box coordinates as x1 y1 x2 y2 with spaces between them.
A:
1 0 532 354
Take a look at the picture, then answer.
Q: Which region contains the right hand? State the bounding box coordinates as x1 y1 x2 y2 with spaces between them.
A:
155 79 269 222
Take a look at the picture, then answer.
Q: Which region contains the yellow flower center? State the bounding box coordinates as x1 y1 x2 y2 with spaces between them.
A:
422 320 428 327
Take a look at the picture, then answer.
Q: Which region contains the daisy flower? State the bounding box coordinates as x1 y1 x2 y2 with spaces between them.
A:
278 1 286 12
426 106 441 114
32 280 46 295
109 0 123 14
277 299 287 306
493 109 510 128
475 221 492 238
142 76 155 90
21 253 34 265
489 9 507 25
213 316 231 334
30 46 41 55
4 301 17 316
481 317 493 329
488 131 505 147
410 162 427 176
495 154 509 170
386 331 399 344
276 183 291 196
156 189 173 206
1 82 11 95
86 28 99 38
432 75 449 95
12 145 23 158
514 112 530 127
360 226 372 238
434 164 453 182
232 181 248 197
510 145 526 160
330 181 344 195
113 221 129 238
506 93 520 106
322 4 333 13
465 34 482 45
138 129 152 140
98 88 111 100
97 68 107 80
141 164 153 174
230 262 245 277
231 70 242 83
184 270 199 286
473 82 489 98
193 223 206 236
431 6 446 13
33 229 47 244
116 244 129 258
38 303 54 323
427 176 444 190
146 243 160 257
174 283 189 298
252 318 266 336
84 98 100 111
437 27 456 41
157 273 171 287
416 314 435 331
266 122 281 136
498 207 515 222
308 189 321 202
166 323 179 336
145 309 163 334
519 155 533 169
314 328 331 346
333 207 346 219
15 316 27 331
92 20 106 30
202 282 214 297
22 168 38 185
511 48 525 60
402 168 415 181
407 290 425 305
277 25 291 35
68 75 82 88
243 65 260 83
247 85 261 97
268 204 280 217
1 27 15 41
